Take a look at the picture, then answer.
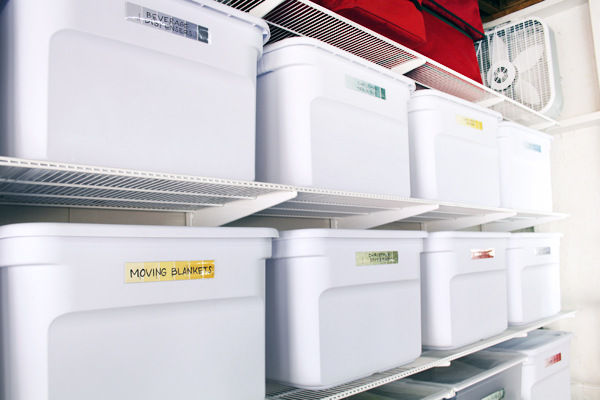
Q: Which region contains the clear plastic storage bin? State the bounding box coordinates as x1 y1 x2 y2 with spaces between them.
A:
408 90 503 206
0 0 268 179
0 223 277 400
507 233 563 325
266 229 427 390
256 37 416 196
491 330 574 400
497 121 554 212
421 232 510 349
406 351 527 400
349 380 453 400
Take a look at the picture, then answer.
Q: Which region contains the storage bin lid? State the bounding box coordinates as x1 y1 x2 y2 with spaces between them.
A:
191 0 270 44
426 232 511 239
406 351 527 392
410 90 503 121
0 223 278 240
277 229 427 240
261 37 416 91
491 330 574 357
348 380 453 400
510 232 564 239
498 121 554 141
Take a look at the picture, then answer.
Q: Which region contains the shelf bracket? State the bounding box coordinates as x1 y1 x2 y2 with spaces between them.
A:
391 58 427 76
474 96 505 108
425 212 517 232
191 191 297 227
482 214 567 232
249 0 286 17
336 204 439 230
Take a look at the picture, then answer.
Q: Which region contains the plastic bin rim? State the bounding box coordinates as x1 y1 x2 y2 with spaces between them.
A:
491 330 575 357
426 231 511 239
368 380 454 400
0 223 279 240
510 232 564 239
276 228 428 240
410 89 503 121
498 120 554 141
189 0 271 44
261 37 416 91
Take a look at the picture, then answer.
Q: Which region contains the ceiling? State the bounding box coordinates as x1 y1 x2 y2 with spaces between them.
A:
479 0 545 23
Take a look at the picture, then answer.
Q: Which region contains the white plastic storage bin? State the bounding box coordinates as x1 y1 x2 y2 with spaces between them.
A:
266 229 427 390
506 233 563 325
406 351 527 400
491 330 574 400
497 121 554 212
421 232 510 349
256 37 416 196
349 380 453 400
408 90 503 206
0 0 268 179
0 223 277 400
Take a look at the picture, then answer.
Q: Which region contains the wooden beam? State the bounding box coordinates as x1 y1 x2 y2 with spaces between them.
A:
479 0 501 15
483 0 545 23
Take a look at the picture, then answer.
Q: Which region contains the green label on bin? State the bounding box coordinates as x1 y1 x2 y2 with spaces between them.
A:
346 76 386 100
356 251 398 266
481 389 505 400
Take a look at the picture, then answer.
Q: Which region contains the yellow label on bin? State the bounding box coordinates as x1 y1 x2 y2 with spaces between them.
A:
456 114 483 130
125 260 215 283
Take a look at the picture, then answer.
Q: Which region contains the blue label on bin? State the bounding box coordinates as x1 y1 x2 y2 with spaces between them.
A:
524 141 542 153
346 76 386 100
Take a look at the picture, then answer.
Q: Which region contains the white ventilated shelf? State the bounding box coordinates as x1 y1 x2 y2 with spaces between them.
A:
265 310 578 400
215 0 559 128
0 157 568 230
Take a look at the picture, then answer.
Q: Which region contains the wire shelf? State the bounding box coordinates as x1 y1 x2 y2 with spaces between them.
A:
213 0 558 127
265 310 577 400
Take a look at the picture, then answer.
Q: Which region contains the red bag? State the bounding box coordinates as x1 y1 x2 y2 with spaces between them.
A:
311 0 427 47
411 11 483 83
422 0 485 41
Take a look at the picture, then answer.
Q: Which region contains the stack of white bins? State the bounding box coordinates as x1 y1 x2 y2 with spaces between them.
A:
0 0 268 179
420 232 511 349
0 223 277 400
506 233 563 325
266 229 426 389
405 351 527 400
491 330 575 400
497 121 555 212
407 90 503 207
256 37 416 196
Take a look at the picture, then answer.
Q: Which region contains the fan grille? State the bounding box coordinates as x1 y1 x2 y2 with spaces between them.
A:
476 19 552 119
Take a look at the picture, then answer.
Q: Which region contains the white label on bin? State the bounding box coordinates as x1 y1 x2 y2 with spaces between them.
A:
125 3 210 43
125 260 215 283
471 248 495 260
524 141 542 153
546 352 562 367
481 389 505 400
534 246 552 256
346 76 386 100
456 115 483 130
356 251 398 266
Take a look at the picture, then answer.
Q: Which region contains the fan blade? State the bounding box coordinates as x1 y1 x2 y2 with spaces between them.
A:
512 44 545 73
515 78 542 105
492 33 510 63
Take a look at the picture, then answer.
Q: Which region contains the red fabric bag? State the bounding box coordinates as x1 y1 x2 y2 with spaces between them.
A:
411 11 483 83
311 0 427 47
422 0 484 40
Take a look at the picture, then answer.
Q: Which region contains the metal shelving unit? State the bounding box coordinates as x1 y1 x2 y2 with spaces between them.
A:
265 310 578 400
0 157 568 231
215 0 559 129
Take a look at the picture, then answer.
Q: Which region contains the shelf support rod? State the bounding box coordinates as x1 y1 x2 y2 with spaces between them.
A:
390 58 427 76
336 204 439 230
425 212 516 232
249 0 286 18
482 214 567 232
191 190 297 227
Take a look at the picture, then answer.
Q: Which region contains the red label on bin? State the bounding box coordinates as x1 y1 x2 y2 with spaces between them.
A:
471 248 495 260
545 353 562 367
